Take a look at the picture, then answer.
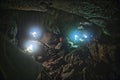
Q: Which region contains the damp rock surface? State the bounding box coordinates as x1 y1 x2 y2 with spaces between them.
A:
0 0 120 80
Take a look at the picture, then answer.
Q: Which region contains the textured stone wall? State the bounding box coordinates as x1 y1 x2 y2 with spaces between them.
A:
0 0 120 80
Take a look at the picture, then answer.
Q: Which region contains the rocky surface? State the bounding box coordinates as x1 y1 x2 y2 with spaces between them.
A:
36 40 119 80
0 0 119 29
0 32 47 80
0 0 120 80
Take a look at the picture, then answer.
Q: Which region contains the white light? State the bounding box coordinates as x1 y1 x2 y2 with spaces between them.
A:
32 32 37 38
83 34 88 38
75 35 78 40
29 27 42 39
25 40 40 53
26 44 33 52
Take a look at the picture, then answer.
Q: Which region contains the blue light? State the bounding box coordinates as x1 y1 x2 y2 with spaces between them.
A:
29 26 42 39
82 32 93 41
79 38 84 42
74 35 78 40
83 34 88 38
69 29 92 44
69 30 82 43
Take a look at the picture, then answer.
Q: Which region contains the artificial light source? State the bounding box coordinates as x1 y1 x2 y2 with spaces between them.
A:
83 34 88 38
29 26 42 39
26 44 33 53
69 29 92 44
24 40 40 53
74 35 78 40
31 32 37 38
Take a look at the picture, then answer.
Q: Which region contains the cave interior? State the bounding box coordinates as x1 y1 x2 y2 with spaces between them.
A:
0 0 120 80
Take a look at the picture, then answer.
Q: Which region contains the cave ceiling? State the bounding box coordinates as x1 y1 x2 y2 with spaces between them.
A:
0 0 119 27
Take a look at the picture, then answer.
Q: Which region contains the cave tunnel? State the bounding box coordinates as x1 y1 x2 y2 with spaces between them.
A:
0 0 120 80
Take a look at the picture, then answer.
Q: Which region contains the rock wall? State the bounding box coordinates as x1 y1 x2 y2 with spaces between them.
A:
0 2 120 79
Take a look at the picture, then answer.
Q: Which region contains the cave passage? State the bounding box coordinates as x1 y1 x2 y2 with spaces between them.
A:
0 0 120 80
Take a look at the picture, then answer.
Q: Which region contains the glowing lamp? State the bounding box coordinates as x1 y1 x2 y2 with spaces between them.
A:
83 34 88 38
31 32 37 38
25 40 39 53
26 44 33 53
29 26 42 39
74 35 78 40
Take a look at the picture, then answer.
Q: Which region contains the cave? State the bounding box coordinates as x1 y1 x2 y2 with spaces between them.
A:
0 0 120 80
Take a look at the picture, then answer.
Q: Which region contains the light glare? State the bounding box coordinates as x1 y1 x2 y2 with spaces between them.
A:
74 35 78 40
83 34 88 38
24 40 40 53
79 38 84 41
31 32 37 38
26 44 33 52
